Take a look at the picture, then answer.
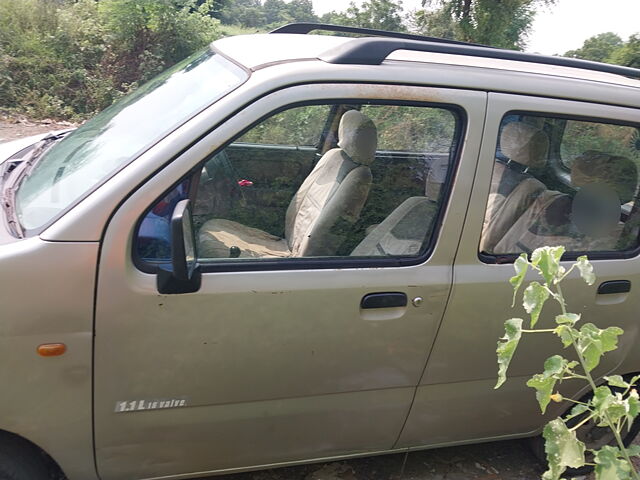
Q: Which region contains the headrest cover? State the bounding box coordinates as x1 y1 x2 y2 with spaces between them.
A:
425 156 449 201
571 150 637 204
572 184 621 237
338 110 378 166
500 121 549 168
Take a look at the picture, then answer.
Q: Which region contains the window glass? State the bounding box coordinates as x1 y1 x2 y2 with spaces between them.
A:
237 105 331 146
16 49 246 232
561 120 640 169
136 102 460 266
481 114 640 257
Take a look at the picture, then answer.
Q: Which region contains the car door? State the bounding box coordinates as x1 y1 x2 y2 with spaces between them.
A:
397 92 640 448
93 83 486 480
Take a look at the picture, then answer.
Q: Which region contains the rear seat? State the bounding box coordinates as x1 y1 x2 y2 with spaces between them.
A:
493 151 637 253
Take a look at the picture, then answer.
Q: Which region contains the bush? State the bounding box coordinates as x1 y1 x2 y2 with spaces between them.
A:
0 0 221 120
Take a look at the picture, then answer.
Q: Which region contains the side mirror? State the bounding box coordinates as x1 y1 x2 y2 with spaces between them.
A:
157 199 201 294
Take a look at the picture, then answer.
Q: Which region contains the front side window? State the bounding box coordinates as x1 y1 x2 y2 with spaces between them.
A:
481 114 640 258
15 49 247 232
136 101 462 267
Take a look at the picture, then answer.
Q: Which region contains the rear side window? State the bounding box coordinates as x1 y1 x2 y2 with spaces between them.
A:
480 114 640 258
561 120 640 169
135 101 462 268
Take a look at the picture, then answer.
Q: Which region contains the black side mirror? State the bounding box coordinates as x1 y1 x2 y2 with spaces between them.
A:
157 199 202 294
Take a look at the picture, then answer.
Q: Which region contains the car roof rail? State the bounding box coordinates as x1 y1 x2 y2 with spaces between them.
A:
271 23 640 80
270 22 485 47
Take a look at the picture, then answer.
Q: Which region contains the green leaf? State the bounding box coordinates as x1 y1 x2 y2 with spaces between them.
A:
509 253 529 307
555 313 580 326
626 388 639 428
594 445 633 480
541 418 586 480
527 355 567 413
605 375 630 389
495 318 523 389
578 323 624 372
564 402 590 422
531 246 565 285
554 324 577 348
591 386 630 426
627 444 640 457
523 281 550 328
575 255 596 285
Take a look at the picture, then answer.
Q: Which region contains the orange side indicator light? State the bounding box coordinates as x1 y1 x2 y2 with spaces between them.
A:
37 343 67 357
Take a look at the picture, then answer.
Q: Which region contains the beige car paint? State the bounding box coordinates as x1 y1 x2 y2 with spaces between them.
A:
397 93 640 449
0 238 98 480
0 33 637 480
92 84 486 480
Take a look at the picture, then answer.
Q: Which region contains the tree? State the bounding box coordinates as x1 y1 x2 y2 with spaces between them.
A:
321 0 406 32
610 34 640 69
564 32 624 63
411 0 555 50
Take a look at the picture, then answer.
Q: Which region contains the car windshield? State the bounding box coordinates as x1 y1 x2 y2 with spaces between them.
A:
14 48 247 232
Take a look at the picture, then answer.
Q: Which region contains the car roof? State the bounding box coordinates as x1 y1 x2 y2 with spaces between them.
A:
213 33 640 93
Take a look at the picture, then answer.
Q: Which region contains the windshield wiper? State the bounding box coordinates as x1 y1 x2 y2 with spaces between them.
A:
1 132 68 237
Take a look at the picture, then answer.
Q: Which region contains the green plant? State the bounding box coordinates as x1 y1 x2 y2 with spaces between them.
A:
495 246 640 480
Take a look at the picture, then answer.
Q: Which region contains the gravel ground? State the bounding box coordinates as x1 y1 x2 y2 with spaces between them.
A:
2 119 638 480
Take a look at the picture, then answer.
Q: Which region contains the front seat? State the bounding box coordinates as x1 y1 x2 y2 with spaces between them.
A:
199 110 377 258
350 155 449 257
480 121 549 253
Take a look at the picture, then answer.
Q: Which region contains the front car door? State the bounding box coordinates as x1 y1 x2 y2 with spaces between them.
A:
93 84 486 480
398 92 640 448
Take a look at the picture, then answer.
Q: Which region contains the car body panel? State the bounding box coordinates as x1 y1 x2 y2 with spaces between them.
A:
91 84 486 479
0 238 98 480
397 92 640 448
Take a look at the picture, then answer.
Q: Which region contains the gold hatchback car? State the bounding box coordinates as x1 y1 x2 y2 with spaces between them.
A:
0 23 639 480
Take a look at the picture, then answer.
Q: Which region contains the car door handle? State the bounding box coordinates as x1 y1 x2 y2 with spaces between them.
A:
597 280 631 295
360 292 407 309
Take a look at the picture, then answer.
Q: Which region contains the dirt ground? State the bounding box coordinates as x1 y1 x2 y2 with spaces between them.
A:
2 119 638 480
203 433 639 480
0 115 77 144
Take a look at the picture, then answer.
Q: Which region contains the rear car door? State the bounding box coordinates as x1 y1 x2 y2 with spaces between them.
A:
397 92 640 448
93 83 486 480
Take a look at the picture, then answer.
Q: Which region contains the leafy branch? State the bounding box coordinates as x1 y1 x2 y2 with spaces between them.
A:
495 246 640 480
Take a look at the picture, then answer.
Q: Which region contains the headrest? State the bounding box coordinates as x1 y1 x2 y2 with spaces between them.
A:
572 184 621 237
425 156 449 201
571 150 637 204
500 121 549 168
338 110 378 166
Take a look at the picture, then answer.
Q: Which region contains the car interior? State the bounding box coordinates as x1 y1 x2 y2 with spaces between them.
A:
481 115 640 257
136 108 640 265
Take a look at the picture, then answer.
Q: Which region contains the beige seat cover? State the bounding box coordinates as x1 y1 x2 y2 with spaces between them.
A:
480 121 549 253
199 110 377 259
351 197 437 256
494 151 637 254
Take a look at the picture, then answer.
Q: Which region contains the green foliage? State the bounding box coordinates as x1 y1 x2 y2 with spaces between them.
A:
565 32 640 69
565 32 624 63
321 0 406 33
495 246 640 480
0 0 220 120
412 0 556 49
542 419 586 479
495 317 523 388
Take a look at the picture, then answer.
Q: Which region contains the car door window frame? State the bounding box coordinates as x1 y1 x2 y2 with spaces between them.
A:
132 97 468 274
474 97 640 265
